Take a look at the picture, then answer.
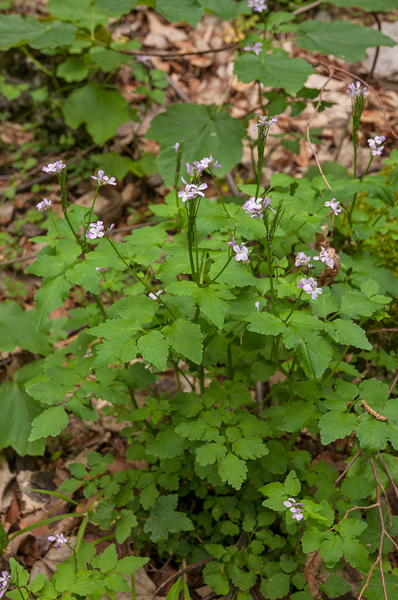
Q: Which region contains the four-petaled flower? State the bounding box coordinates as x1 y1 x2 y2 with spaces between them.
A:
178 177 207 203
325 199 341 216
297 277 323 300
86 221 105 240
92 170 116 186
228 236 251 263
248 0 268 12
36 198 53 211
347 81 367 98
243 196 275 218
314 246 334 270
136 55 151 66
253 113 277 132
42 161 66 174
172 142 180 153
149 289 163 301
48 533 68 548
243 42 263 56
0 571 11 599
283 498 304 521
368 135 385 157
295 252 312 268
193 156 222 172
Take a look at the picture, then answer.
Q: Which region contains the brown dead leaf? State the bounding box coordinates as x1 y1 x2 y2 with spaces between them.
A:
315 225 341 286
75 187 124 224
0 457 15 514
195 586 213 598
117 567 166 600
304 549 324 600
0 122 33 146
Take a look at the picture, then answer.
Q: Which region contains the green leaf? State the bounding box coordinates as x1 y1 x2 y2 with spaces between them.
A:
144 495 193 543
56 57 89 82
34 276 71 332
116 555 149 575
203 562 229 596
320 533 343 565
337 518 368 539
156 0 204 26
359 378 389 407
341 537 369 571
356 415 389 452
320 574 351 598
296 20 395 62
146 104 245 186
260 572 291 600
0 14 76 50
326 318 372 350
339 292 380 319
0 520 9 554
218 452 247 490
278 401 320 433
63 83 130 146
246 312 286 336
234 49 313 96
284 471 301 497
93 337 138 368
196 442 227 466
169 392 202 418
55 564 76 593
175 419 208 441
26 377 70 406
93 544 118 573
310 290 339 319
92 152 135 180
146 430 185 459
47 0 109 29
29 406 69 441
319 412 357 445
193 286 233 329
340 475 376 500
162 320 203 364
137 330 169 371
10 557 29 587
328 0 396 9
0 380 45 456
108 295 159 322
66 262 101 295
0 301 50 355
232 438 269 460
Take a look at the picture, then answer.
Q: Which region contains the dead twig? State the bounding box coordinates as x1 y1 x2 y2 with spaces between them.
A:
378 452 398 508
388 371 398 396
121 42 238 59
154 557 214 597
292 0 322 15
334 450 361 487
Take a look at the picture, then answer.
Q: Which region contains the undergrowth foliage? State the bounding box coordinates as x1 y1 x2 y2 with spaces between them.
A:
1 1 398 600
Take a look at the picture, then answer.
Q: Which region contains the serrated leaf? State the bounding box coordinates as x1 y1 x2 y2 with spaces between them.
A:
93 544 118 573
193 286 232 329
146 430 185 459
163 320 203 364
232 438 269 460
169 392 202 418
278 401 320 433
66 262 101 295
144 495 193 543
108 295 159 322
0 14 75 50
339 292 380 319
296 20 395 62
338 518 368 539
319 412 357 445
260 572 291 600
340 475 376 500
47 0 108 29
0 301 50 355
156 0 204 26
175 419 208 441
63 83 129 146
284 471 301 497
93 337 138 368
326 318 372 350
329 0 395 10
196 442 227 466
137 330 169 371
342 537 369 571
320 533 343 565
34 276 71 332
218 452 247 490
320 574 351 598
356 415 389 452
116 555 149 575
234 49 313 95
246 312 286 336
26 377 70 406
29 406 69 441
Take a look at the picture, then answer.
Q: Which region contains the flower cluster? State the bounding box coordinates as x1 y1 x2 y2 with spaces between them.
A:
248 0 267 12
136 55 151 66
243 196 275 218
243 42 263 56
295 252 312 268
325 199 341 216
42 161 66 174
297 277 322 300
0 572 10 599
86 220 105 240
253 113 277 132
149 289 163 301
178 177 207 202
92 170 116 186
314 246 334 269
368 135 385 157
36 198 52 211
186 156 222 177
347 81 367 98
48 533 68 548
172 142 180 153
283 498 304 521
227 236 251 263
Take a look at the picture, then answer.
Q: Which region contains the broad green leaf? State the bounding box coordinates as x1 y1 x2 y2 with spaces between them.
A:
193 286 233 329
337 518 368 539
196 442 227 466
66 262 101 295
278 401 320 433
339 292 380 319
10 558 29 587
359 378 389 408
137 330 169 370
29 406 69 441
0 14 76 50
284 471 301 497
208 254 257 287
146 104 245 186
47 0 109 29
320 533 343 565
146 430 185 459
156 0 205 26
232 438 269 460
56 57 89 82
27 254 67 278
340 476 376 500
89 319 142 340
356 415 389 452
328 0 397 10
108 295 159 322
319 412 357 445
310 289 339 319
144 495 193 543
199 0 251 19
26 377 71 405
63 83 130 146
175 419 208 440
169 392 202 418
246 312 286 336
341 537 369 571
116 555 149 575
325 318 372 350
93 337 138 367
0 381 45 456
0 301 50 355
320 574 351 598
296 20 395 62
260 572 291 600
203 562 229 596
92 152 135 180
89 46 131 72
234 49 313 96
92 544 118 573
34 276 71 332
218 452 247 490
163 320 203 364
97 0 135 13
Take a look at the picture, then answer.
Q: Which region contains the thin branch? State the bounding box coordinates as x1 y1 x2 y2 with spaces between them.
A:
368 328 398 334
292 0 321 15
305 71 334 191
154 557 214 597
341 503 379 521
370 459 388 600
120 42 238 59
388 371 398 396
334 450 361 487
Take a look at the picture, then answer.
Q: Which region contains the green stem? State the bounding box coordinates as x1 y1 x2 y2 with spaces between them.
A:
49 212 61 238
93 294 107 320
360 155 374 182
267 245 276 315
323 345 350 387
208 256 233 286
74 515 89 555
86 187 100 229
283 290 304 324
64 210 83 249
131 574 136 600
212 173 230 216
21 46 52 77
